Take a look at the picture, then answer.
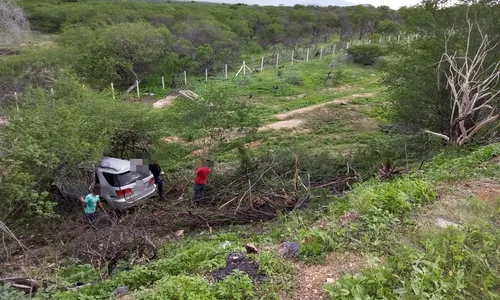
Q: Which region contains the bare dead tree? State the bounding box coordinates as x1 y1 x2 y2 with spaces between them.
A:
0 0 31 47
426 18 500 145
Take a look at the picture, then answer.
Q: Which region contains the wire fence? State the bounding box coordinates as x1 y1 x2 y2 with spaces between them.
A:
4 34 420 101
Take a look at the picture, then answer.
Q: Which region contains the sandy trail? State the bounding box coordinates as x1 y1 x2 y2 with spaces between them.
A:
258 119 305 131
153 95 177 108
274 93 374 120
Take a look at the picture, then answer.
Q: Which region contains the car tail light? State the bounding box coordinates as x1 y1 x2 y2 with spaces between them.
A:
149 177 155 184
116 188 133 198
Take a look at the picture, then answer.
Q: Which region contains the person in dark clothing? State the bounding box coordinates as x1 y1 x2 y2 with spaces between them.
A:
193 160 211 204
149 160 164 200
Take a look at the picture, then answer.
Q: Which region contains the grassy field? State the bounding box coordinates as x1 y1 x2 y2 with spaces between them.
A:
140 57 387 171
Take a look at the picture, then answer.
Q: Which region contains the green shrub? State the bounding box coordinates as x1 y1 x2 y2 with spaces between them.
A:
256 251 295 277
347 45 385 66
144 275 216 300
330 69 347 86
285 76 303 86
215 271 254 300
349 177 437 216
58 263 100 284
0 285 29 300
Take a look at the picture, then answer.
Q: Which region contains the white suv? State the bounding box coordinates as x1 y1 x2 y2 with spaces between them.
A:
51 157 157 211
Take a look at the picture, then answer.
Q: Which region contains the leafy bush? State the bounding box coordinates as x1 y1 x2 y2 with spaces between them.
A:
139 275 216 300
0 285 29 300
349 177 436 216
347 45 385 66
0 73 155 221
58 263 99 284
285 76 303 86
60 22 174 88
215 271 254 300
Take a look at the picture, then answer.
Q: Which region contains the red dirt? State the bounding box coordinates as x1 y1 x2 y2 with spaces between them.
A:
288 252 365 300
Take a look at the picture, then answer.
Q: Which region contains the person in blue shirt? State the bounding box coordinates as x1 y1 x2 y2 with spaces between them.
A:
80 188 103 222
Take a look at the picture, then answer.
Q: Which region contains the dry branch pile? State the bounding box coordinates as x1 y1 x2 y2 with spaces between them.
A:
141 159 359 234
62 215 157 275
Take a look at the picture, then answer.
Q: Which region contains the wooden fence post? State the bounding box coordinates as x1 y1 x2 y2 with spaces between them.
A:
276 53 279 68
398 35 401 43
346 42 350 49
111 83 115 100
319 47 323 60
14 92 19 112
260 56 264 72
333 44 336 58
136 80 140 98
243 61 246 75
225 64 228 79
291 50 294 65
306 48 309 62
162 76 165 89
379 37 382 44
389 35 391 43
205 68 208 82
184 71 187 86
50 88 54 95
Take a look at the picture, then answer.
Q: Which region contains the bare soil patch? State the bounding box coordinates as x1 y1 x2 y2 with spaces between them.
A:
161 136 189 145
322 85 362 93
463 180 500 203
350 117 380 131
244 141 262 149
274 93 374 120
287 252 365 300
417 179 500 227
285 94 307 100
153 95 177 108
258 119 305 131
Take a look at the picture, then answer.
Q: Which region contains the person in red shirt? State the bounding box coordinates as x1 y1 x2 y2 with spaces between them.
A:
193 159 211 204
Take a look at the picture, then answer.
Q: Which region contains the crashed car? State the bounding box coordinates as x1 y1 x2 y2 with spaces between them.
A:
51 157 157 210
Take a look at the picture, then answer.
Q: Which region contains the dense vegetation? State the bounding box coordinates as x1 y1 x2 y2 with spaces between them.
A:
2 0 402 91
0 0 499 299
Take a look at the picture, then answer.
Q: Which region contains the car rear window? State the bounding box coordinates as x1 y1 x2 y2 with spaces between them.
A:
103 171 149 187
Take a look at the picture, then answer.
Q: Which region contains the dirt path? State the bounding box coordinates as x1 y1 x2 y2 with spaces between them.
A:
258 119 305 131
153 95 177 108
417 178 500 228
287 252 365 300
274 93 374 120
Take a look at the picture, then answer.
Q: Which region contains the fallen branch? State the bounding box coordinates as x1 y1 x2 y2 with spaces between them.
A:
424 130 450 142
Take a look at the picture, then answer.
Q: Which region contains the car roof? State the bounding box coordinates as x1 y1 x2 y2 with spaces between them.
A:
98 157 130 174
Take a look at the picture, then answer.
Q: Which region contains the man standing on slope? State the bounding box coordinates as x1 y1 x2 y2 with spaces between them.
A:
149 159 164 201
193 159 211 205
80 188 103 222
